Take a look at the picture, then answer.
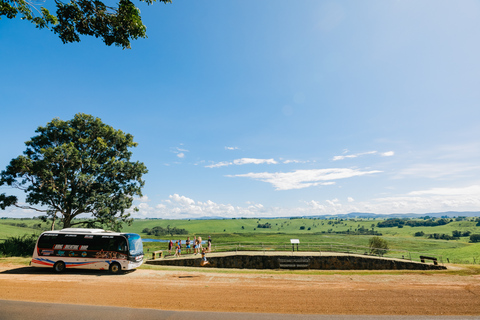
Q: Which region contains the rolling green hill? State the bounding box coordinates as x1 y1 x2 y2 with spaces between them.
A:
1 216 479 263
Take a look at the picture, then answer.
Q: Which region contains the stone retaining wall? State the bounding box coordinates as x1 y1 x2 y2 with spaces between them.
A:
146 253 446 270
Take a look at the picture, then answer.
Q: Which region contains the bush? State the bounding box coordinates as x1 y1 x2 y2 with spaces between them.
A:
368 236 388 256
0 234 38 257
257 223 272 229
142 226 188 236
470 234 480 243
428 233 456 240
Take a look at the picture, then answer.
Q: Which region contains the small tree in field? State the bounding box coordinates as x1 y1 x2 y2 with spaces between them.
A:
0 113 148 231
368 236 389 256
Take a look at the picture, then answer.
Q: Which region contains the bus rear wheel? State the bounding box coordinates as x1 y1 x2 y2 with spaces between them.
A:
53 261 66 273
109 262 122 274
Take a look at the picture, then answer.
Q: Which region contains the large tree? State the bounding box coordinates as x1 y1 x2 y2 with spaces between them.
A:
0 113 148 230
0 0 171 49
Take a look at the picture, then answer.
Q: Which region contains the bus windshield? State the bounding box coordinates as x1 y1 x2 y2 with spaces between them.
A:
126 233 143 256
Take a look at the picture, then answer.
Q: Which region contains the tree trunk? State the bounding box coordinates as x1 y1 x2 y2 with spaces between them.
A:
63 214 72 229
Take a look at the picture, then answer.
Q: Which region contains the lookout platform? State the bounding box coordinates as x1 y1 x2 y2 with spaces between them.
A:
145 251 446 270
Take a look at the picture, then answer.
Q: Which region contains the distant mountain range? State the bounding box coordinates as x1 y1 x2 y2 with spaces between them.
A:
316 211 480 219
191 211 480 220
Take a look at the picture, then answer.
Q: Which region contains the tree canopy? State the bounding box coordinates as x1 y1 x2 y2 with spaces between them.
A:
0 0 171 49
0 113 148 230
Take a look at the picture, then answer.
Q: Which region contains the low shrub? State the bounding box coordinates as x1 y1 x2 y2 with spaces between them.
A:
0 234 37 257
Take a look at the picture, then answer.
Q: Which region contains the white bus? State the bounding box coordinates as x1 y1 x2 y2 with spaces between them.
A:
31 228 144 274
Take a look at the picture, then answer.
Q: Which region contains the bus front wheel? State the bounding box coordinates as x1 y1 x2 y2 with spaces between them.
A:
109 262 122 274
53 261 66 273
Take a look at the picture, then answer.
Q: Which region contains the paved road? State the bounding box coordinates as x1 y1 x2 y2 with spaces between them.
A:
1 300 479 320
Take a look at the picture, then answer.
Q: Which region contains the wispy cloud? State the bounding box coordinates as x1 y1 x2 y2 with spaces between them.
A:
171 144 189 159
228 168 382 190
407 185 480 196
332 150 394 161
225 146 239 150
395 163 480 179
282 159 312 164
206 158 278 168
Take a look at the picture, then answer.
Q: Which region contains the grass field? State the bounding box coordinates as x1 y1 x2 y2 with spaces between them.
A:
1 216 480 263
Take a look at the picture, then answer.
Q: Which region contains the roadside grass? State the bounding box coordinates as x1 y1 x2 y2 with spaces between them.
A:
0 257 31 266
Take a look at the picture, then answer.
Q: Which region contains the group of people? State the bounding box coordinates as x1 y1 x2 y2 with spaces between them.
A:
167 236 212 266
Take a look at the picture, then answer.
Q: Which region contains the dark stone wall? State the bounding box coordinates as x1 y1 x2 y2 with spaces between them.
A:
146 253 446 270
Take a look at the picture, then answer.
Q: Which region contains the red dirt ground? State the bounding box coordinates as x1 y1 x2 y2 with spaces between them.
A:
0 263 479 315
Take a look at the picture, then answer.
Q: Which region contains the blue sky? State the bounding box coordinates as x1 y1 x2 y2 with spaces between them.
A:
1 0 480 219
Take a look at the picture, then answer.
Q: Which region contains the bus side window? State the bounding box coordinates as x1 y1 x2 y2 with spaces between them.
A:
117 239 127 252
38 234 60 249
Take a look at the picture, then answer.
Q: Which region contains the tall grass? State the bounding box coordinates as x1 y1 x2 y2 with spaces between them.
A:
0 234 37 257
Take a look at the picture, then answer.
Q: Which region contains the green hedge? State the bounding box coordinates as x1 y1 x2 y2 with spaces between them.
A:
0 234 37 257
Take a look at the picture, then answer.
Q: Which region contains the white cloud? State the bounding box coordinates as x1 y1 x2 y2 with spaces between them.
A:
206 158 278 168
103 184 480 218
225 146 239 150
233 158 277 165
407 185 480 196
332 150 394 161
381 151 395 157
130 194 269 219
395 163 480 179
134 196 150 202
170 145 189 159
228 168 382 190
7 183 480 220
332 151 377 161
205 161 231 168
169 194 195 206
282 159 311 164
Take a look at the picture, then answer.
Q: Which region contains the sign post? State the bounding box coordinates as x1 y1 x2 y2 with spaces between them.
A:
290 239 299 252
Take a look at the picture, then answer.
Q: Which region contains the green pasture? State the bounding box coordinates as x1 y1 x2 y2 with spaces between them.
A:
0 219 51 239
1 217 480 263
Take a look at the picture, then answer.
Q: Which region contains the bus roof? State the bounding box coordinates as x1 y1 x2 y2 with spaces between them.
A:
41 228 123 236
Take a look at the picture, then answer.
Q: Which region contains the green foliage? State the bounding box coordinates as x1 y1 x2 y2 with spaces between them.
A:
428 233 456 240
0 234 37 257
414 231 425 237
470 234 480 243
257 223 272 229
0 113 148 231
142 226 188 236
368 236 389 256
0 0 172 49
452 230 470 237
377 218 450 228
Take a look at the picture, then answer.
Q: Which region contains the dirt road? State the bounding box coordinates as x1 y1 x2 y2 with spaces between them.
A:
1 263 479 315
